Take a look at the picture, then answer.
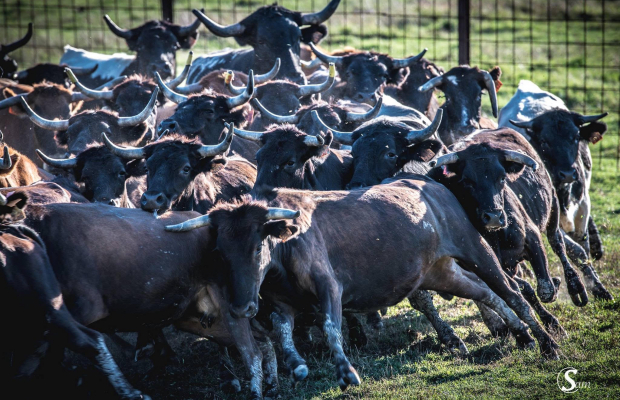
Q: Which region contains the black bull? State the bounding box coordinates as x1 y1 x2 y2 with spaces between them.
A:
23 203 277 399
167 179 560 391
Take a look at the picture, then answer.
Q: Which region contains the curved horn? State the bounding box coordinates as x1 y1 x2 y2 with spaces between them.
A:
14 69 28 81
1 22 33 55
303 134 325 147
579 112 609 124
70 92 92 102
504 150 539 171
225 71 245 96
509 118 535 130
167 52 193 89
254 58 281 84
192 8 245 37
297 63 336 97
226 70 254 108
391 48 428 69
69 64 98 75
481 70 499 118
301 0 342 25
177 14 202 37
117 87 159 127
429 151 459 168
36 149 77 169
197 125 233 158
0 146 12 170
301 57 323 70
165 214 211 232
311 110 354 145
19 97 69 131
103 15 133 39
346 96 383 122
95 75 128 90
66 68 115 100
418 75 443 92
225 122 264 142
0 192 5 206
175 82 204 95
102 132 146 159
266 208 301 220
156 72 188 104
406 108 443 143
309 43 344 66
0 94 27 110
251 98 299 124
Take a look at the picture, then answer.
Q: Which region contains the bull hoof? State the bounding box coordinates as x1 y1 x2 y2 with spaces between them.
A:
592 285 614 301
565 270 588 307
447 337 469 356
292 365 309 382
337 363 361 391
541 337 560 360
366 312 383 330
219 378 242 393
514 331 536 350
263 382 279 400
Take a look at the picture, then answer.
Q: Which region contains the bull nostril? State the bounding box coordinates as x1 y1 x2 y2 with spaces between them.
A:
141 197 148 206
156 195 164 204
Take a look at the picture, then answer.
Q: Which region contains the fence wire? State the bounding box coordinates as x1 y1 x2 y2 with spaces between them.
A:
1 0 619 166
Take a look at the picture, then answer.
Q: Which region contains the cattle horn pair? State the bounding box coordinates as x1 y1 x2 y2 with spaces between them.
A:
104 14 201 39
36 149 78 169
103 126 232 160
165 208 300 232
310 43 426 70
0 146 12 170
0 22 33 56
225 59 282 95
20 88 158 131
430 149 538 170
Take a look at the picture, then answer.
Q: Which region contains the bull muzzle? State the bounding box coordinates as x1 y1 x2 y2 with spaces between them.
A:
141 192 169 213
481 210 506 230
230 301 258 319
558 169 578 184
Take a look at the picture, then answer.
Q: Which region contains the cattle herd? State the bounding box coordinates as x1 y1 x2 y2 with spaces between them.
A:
0 1 614 399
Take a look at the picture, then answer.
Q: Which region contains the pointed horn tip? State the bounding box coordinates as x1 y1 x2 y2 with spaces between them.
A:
165 224 184 232
532 162 539 171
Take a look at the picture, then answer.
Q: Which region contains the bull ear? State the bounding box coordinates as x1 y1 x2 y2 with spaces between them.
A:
578 121 607 144
2 88 26 116
404 140 444 164
488 66 502 92
502 160 526 178
301 24 328 45
0 192 29 223
264 220 299 242
6 192 28 209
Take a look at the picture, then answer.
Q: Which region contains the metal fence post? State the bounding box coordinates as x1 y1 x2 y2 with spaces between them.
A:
458 0 470 65
162 0 174 22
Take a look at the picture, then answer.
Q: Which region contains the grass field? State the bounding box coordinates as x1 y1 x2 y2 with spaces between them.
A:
2 0 619 398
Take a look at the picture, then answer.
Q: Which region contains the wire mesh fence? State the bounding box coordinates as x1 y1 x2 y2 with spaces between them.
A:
1 0 619 166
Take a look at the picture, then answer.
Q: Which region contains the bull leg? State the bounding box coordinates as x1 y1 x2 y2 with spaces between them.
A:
270 308 308 383
547 193 588 306
473 302 509 338
135 329 179 375
524 226 557 303
588 216 604 260
562 229 613 301
408 290 469 355
251 322 279 400
365 311 384 330
218 346 241 394
224 316 264 400
345 313 368 348
514 277 566 337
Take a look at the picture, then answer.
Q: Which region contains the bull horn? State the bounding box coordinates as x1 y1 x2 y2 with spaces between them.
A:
0 94 27 110
96 75 128 90
391 48 427 69
103 15 133 39
167 52 193 89
255 58 281 84
418 75 443 92
251 98 299 124
102 132 146 159
226 70 254 108
301 57 323 70
429 152 459 168
346 96 383 122
481 70 499 118
192 8 245 37
165 214 211 232
297 63 336 97
301 0 341 25
14 70 28 81
117 87 159 127
177 14 202 37
1 22 33 55
311 110 354 145
225 122 264 142
36 149 78 169
504 150 539 171
509 119 535 130
0 192 5 206
70 93 92 102
69 64 98 75
579 112 609 124
225 71 245 96
197 125 233 158
156 72 188 104
175 82 204 95
66 68 115 100
0 146 12 170
19 97 69 131
266 208 301 220
309 43 344 66
406 108 443 144
303 134 324 147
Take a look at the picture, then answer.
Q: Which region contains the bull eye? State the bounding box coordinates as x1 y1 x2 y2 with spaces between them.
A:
386 152 396 159
500 177 506 184
118 171 127 178
285 160 295 167
182 165 191 173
